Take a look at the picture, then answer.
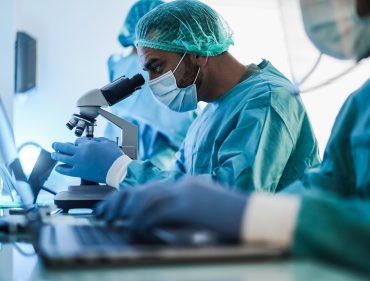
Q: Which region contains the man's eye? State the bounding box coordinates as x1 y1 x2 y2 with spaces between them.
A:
154 66 162 73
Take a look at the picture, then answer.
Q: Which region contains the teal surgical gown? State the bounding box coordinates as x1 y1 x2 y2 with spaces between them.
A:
106 53 198 169
285 78 370 197
121 60 320 192
293 191 370 275
288 79 370 274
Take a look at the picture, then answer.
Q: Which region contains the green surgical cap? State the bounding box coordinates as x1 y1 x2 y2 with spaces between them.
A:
135 0 234 56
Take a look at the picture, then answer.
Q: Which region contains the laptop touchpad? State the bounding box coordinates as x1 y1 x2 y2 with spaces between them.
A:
150 227 232 247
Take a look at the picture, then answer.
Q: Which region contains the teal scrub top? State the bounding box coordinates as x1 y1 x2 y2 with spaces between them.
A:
285 78 370 197
293 191 370 275
289 79 370 274
122 60 320 192
106 53 199 169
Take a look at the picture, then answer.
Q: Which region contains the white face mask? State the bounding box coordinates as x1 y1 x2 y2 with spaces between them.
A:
148 53 200 112
300 0 370 60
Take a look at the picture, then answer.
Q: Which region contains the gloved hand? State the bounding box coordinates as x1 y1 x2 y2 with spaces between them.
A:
96 176 249 241
51 137 123 183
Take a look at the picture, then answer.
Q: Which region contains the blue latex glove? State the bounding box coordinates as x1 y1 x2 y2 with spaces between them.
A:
51 137 123 183
96 176 249 241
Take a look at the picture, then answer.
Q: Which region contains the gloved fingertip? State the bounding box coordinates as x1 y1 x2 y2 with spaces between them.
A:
51 142 58 150
94 210 104 219
75 137 88 145
94 206 104 217
106 212 118 223
54 164 71 175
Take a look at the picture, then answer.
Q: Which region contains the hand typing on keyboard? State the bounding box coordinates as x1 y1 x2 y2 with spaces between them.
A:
95 176 248 242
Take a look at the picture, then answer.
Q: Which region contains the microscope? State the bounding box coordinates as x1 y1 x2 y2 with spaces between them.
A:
54 74 145 211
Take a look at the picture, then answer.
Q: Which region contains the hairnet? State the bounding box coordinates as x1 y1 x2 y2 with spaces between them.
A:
118 0 164 47
135 0 234 56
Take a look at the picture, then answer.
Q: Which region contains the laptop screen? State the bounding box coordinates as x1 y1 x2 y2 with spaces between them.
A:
0 164 34 206
0 97 55 206
0 96 18 167
0 97 28 181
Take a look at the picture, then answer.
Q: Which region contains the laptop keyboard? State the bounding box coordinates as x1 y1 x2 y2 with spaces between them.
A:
72 225 131 246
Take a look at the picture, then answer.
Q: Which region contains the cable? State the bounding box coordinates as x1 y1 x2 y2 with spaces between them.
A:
297 53 322 86
277 0 298 83
40 186 57 195
12 243 36 257
277 0 361 94
300 63 359 93
17 141 42 153
278 0 324 89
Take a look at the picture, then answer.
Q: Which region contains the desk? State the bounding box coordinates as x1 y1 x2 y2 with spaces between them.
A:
0 243 367 281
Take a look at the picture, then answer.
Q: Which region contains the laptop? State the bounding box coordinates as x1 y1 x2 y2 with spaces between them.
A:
0 148 57 210
0 164 37 237
0 146 56 207
38 215 287 267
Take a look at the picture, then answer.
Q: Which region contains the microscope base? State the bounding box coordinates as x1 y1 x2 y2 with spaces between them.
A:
54 185 116 211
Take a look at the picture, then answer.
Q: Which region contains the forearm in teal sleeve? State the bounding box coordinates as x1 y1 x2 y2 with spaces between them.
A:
292 192 370 274
119 160 185 188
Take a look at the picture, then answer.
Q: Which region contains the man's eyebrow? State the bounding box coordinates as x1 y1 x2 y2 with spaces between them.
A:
143 58 160 71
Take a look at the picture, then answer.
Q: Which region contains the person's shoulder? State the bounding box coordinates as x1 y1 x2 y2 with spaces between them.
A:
259 60 297 94
351 78 370 105
245 61 312 135
339 78 370 128
249 60 303 110
231 60 303 114
241 60 297 99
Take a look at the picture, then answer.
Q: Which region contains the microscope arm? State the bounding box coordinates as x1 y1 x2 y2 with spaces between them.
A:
98 108 138 160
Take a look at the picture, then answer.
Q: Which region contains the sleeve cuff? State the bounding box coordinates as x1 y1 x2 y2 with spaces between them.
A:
240 193 301 248
106 155 132 188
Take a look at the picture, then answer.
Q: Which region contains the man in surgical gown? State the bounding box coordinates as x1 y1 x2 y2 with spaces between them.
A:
95 0 370 275
105 0 198 169
52 0 319 192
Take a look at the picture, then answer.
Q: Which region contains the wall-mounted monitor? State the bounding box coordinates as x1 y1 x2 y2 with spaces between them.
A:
14 31 36 93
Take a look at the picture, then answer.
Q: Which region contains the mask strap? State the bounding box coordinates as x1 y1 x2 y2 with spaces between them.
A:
173 52 187 74
193 67 201 84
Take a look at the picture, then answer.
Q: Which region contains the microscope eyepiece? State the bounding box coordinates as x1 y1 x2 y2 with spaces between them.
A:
130 73 146 88
100 74 145 106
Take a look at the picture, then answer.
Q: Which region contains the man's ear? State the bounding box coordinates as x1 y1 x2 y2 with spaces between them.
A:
195 55 208 67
